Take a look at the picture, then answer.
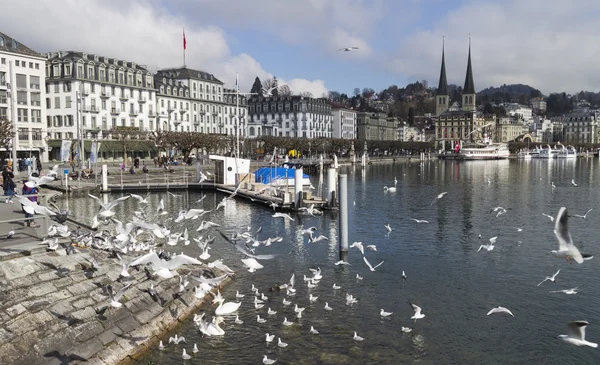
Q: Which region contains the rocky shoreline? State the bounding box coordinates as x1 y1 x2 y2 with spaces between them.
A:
0 247 228 365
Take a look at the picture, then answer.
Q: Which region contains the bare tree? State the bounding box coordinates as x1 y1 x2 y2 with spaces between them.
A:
278 84 292 96
0 118 14 151
262 78 278 96
299 91 313 98
110 126 149 165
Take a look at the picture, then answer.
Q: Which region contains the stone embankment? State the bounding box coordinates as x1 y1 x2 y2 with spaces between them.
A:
0 248 224 365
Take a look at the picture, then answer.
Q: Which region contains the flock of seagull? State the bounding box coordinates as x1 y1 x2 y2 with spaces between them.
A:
13 166 599 364
383 175 598 350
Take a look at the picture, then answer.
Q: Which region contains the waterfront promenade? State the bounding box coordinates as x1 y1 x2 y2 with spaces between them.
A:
0 219 228 365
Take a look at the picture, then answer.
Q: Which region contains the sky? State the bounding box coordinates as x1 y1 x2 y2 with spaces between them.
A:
2 0 600 96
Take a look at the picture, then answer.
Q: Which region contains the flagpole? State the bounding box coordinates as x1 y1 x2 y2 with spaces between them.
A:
183 27 186 67
236 72 239 158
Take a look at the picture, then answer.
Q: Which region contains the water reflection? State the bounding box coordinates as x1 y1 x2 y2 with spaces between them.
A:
56 159 600 365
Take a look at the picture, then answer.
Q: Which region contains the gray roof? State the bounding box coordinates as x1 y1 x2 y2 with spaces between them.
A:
0 31 44 58
437 44 448 96
463 43 475 94
46 51 151 72
155 67 223 85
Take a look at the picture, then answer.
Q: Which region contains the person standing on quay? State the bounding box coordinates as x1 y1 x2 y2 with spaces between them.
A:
2 166 15 204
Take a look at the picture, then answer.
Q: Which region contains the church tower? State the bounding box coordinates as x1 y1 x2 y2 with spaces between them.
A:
462 38 476 112
435 39 449 117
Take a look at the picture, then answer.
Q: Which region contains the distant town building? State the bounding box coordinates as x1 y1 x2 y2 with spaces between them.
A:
530 97 546 113
553 109 599 144
495 117 528 143
356 111 398 141
0 31 48 161
503 103 533 121
154 67 246 136
45 51 157 159
331 107 356 139
246 95 332 138
434 41 488 149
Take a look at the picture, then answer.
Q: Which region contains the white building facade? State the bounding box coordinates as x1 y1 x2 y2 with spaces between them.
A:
154 68 247 136
331 107 356 139
247 96 333 139
45 51 157 159
0 31 48 161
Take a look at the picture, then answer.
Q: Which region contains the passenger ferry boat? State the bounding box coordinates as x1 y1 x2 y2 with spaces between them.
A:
517 149 539 159
556 145 577 159
459 143 510 160
533 145 557 159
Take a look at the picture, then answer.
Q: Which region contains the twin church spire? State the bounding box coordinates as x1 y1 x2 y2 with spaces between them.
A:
435 37 476 116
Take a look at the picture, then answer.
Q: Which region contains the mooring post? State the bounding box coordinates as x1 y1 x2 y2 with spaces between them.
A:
338 174 348 259
294 167 303 209
327 167 336 208
101 164 108 192
64 168 69 191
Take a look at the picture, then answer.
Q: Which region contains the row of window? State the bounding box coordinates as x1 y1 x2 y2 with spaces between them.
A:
0 58 41 69
15 108 42 123
17 128 43 141
49 62 153 89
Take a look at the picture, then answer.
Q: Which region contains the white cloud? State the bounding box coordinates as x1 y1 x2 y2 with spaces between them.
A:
0 0 328 94
385 0 600 94
166 0 380 53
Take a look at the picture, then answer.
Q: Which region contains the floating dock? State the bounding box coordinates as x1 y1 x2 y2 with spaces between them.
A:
105 181 329 212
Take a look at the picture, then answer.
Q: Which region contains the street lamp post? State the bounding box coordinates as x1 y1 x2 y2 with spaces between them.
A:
7 61 17 170
222 73 259 158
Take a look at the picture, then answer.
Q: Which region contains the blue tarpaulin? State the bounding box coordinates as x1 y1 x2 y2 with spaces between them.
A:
254 167 309 184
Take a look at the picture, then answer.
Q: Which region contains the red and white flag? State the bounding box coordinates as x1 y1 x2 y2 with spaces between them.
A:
183 28 187 50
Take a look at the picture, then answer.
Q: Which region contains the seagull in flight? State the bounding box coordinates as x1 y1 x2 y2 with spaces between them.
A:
338 47 359 52
558 321 598 348
571 179 578 187
537 269 561 286
551 207 594 264
409 302 425 322
430 192 448 206
349 241 365 255
486 306 514 317
385 224 393 233
542 213 555 222
363 256 384 272
571 209 593 219
550 287 579 295
477 236 497 252
490 206 511 217
409 218 429 223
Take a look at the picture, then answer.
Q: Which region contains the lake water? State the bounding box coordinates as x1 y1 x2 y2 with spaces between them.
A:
67 158 600 364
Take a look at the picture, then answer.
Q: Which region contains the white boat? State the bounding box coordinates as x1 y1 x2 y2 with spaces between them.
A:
517 149 539 159
556 145 577 159
459 143 510 160
533 145 557 159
